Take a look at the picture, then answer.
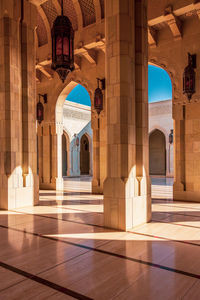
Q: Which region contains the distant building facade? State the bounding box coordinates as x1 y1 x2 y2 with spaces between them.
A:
63 99 173 178
149 100 173 177
62 100 92 177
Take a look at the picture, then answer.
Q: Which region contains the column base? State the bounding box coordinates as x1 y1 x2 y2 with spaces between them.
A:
173 190 200 202
0 174 39 210
166 172 174 178
103 177 151 231
92 179 103 194
173 181 200 202
40 177 64 191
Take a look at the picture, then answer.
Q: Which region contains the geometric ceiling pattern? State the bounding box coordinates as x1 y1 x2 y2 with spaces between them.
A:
36 12 48 47
41 0 58 28
36 0 105 47
79 0 96 26
58 0 78 30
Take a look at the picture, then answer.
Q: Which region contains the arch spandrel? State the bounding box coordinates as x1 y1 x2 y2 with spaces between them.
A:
149 126 169 144
55 74 94 124
149 54 184 105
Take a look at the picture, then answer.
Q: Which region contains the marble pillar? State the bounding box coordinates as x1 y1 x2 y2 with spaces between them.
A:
103 0 151 230
0 0 38 209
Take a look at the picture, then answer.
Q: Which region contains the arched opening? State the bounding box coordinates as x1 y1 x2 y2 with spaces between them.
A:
149 129 166 175
80 134 90 175
148 63 174 198
55 79 93 192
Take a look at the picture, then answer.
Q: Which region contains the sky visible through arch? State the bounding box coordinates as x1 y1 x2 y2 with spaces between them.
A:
66 65 172 106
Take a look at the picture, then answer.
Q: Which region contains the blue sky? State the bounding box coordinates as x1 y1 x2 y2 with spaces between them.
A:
66 84 91 106
148 65 172 102
66 65 172 106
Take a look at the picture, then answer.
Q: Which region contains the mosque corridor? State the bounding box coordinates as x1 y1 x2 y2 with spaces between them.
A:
0 178 200 299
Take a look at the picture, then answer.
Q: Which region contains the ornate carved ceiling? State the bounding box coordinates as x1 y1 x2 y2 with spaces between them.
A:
41 0 58 28
35 0 200 82
58 0 78 30
79 0 96 26
36 12 48 47
36 0 104 47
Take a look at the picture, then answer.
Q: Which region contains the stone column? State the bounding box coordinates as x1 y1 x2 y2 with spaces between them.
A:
37 125 43 184
173 104 185 194
42 123 51 185
67 155 71 176
166 142 174 177
166 142 170 177
103 0 151 230
49 123 64 190
92 114 102 193
170 144 174 175
38 122 63 190
0 0 38 209
173 102 200 202
66 138 71 177
99 110 107 192
55 123 64 190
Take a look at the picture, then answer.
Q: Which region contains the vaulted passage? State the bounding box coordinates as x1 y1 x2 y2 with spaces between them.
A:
149 129 166 176
1 0 200 298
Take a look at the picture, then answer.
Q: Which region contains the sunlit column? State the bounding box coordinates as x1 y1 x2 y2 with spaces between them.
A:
0 0 38 209
56 123 64 190
92 115 102 193
173 104 186 196
104 0 151 230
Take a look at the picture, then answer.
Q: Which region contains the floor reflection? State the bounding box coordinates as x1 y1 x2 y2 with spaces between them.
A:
0 177 200 299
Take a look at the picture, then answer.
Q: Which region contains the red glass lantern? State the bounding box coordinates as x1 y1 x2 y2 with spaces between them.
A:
183 53 196 101
51 0 74 83
37 100 44 124
94 79 104 115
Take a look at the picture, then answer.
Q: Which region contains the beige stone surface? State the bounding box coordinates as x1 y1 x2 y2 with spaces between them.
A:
1 0 200 223
103 0 151 230
0 0 38 209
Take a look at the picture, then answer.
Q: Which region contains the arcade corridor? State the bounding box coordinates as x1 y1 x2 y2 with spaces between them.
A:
0 178 200 299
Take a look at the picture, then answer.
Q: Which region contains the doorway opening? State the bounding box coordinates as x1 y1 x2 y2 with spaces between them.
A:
149 129 166 176
56 82 93 192
80 134 90 175
148 64 174 199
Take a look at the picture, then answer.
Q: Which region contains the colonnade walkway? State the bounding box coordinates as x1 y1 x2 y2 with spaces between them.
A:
0 178 200 299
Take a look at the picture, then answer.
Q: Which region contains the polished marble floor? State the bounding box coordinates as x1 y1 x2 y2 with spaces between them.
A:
151 177 173 200
0 178 200 299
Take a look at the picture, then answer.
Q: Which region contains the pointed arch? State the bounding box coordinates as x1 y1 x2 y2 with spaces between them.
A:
55 73 93 123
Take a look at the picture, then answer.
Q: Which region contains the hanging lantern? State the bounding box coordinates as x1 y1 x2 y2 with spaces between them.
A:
36 100 44 124
94 79 104 115
183 53 196 101
51 0 74 83
169 129 173 144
